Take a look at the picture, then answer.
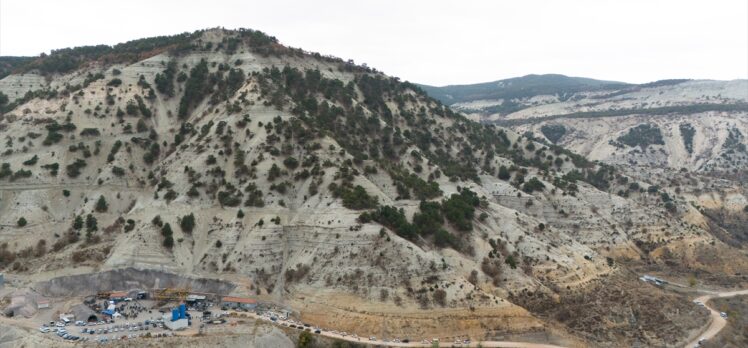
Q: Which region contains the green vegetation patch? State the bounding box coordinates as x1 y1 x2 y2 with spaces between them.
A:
615 124 664 148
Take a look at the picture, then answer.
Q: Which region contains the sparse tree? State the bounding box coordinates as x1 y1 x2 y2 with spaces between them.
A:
95 195 108 212
85 214 98 232
180 213 195 233
72 215 84 230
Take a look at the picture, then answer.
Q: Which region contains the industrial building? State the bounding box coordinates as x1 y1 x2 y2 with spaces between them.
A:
109 291 128 302
163 304 190 331
186 294 207 307
221 296 257 310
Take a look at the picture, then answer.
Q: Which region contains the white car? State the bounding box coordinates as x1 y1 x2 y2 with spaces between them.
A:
720 312 727 318
39 327 50 333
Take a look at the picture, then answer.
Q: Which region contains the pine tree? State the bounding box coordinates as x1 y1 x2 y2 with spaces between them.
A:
85 214 98 232
72 215 83 230
95 195 108 212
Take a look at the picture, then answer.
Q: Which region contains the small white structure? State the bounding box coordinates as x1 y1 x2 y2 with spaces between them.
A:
60 313 74 323
36 299 50 309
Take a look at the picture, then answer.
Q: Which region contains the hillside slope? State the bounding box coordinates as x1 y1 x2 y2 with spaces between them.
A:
422 76 748 173
0 29 746 346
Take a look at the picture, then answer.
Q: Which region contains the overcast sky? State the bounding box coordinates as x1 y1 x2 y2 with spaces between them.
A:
1 0 746 85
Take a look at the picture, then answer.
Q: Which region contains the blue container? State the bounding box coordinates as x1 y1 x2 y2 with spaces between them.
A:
171 309 179 321
179 304 186 318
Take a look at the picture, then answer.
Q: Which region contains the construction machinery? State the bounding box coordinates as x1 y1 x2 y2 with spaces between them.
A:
153 288 190 305
96 291 112 299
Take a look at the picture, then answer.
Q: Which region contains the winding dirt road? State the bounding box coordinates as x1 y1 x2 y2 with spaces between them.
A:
243 279 748 348
683 289 748 348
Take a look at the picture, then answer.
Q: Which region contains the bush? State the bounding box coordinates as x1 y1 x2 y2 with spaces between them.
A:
433 289 447 306
42 163 59 176
136 119 148 133
66 158 87 178
442 189 479 232
340 185 378 210
154 61 177 97
107 78 122 87
143 143 160 164
178 59 210 118
23 155 38 166
616 124 664 148
152 215 163 227
522 177 545 193
505 254 517 269
163 189 178 202
180 213 195 233
412 201 444 236
112 166 125 177
161 223 173 240
11 169 32 181
267 163 282 181
124 219 135 232
17 217 27 227
134 95 152 117
217 190 242 207
80 128 100 137
498 165 511 180
0 163 11 179
297 331 315 348
434 228 459 249
540 124 566 144
359 206 416 240
283 156 299 169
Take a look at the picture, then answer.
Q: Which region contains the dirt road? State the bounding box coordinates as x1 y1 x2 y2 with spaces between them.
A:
244 311 567 348
683 289 748 348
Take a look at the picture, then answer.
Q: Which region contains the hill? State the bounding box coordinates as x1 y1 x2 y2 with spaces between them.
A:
421 75 748 173
419 74 629 107
0 28 747 347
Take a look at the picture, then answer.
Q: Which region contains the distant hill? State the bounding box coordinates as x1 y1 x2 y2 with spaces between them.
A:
420 73 748 174
419 74 630 105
